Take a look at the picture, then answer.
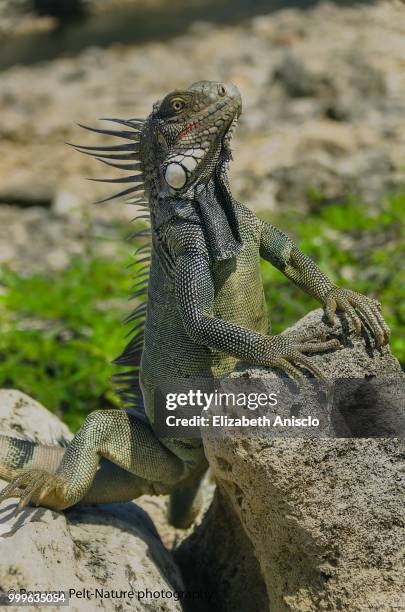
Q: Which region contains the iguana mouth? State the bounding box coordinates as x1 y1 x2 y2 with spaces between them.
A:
176 98 239 147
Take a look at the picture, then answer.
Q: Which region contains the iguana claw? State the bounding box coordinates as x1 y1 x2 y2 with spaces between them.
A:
260 330 340 385
324 287 390 347
0 469 69 513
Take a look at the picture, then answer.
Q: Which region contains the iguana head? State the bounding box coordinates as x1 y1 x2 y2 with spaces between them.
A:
72 82 243 259
142 80 242 197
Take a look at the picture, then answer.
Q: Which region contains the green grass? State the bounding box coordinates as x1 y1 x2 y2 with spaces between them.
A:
0 248 138 431
0 193 403 431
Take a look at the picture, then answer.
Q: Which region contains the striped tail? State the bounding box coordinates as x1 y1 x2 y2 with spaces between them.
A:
0 434 65 482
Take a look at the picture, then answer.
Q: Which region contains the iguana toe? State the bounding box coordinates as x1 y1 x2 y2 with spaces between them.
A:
0 469 69 513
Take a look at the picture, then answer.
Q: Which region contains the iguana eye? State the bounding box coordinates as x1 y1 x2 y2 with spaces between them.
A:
171 99 185 112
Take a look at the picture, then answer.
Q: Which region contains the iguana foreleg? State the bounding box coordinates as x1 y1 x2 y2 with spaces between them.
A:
174 232 339 384
259 220 390 347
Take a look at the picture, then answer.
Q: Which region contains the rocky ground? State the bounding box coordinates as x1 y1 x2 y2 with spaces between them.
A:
0 310 403 611
178 309 405 611
0 0 404 273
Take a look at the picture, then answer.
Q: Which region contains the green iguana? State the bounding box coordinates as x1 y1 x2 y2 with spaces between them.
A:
0 81 390 527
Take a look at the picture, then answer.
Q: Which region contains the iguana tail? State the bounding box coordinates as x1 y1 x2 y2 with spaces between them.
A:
0 434 65 482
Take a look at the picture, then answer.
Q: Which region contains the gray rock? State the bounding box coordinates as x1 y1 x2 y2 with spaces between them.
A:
1 1 404 228
273 55 320 99
271 160 350 209
271 154 405 211
0 203 133 274
0 389 72 444
52 189 82 217
0 390 184 612
178 309 404 612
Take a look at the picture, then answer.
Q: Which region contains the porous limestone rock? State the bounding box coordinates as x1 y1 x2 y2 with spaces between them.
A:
178 309 404 612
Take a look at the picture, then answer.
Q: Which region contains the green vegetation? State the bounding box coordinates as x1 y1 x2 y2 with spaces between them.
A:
0 194 403 431
0 242 139 431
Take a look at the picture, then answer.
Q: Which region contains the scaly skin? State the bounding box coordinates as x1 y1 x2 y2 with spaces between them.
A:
0 81 390 525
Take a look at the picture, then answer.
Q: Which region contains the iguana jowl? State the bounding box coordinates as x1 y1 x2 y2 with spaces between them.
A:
0 81 390 526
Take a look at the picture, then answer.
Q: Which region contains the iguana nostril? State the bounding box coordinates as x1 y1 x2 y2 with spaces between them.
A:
218 84 226 97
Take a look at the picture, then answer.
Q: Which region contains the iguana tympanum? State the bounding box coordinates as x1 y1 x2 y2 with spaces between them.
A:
0 81 390 527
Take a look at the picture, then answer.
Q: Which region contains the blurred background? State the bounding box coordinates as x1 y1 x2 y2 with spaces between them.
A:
0 0 403 429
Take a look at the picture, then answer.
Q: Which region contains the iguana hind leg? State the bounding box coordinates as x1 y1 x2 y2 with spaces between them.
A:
168 466 207 529
83 458 156 504
0 409 193 512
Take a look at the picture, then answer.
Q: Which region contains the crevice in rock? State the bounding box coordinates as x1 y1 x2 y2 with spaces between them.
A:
176 490 268 612
0 195 52 208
